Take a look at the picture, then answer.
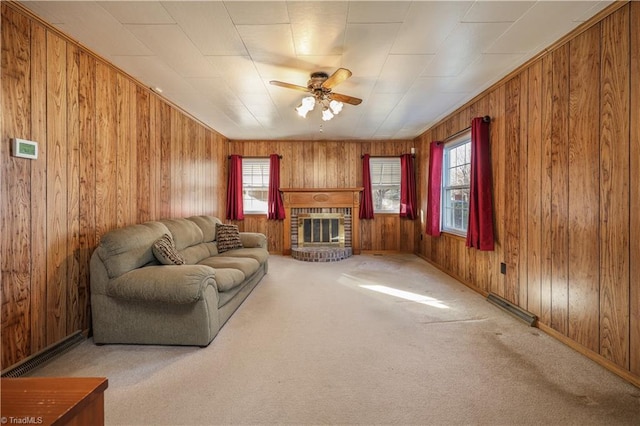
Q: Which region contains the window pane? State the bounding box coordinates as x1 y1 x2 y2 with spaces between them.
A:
242 158 270 213
441 134 471 235
370 157 401 213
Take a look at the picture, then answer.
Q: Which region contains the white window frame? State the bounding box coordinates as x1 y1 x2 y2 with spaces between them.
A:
441 132 471 236
369 157 401 214
242 158 270 214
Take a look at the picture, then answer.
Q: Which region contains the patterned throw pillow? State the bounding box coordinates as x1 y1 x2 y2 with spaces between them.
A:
152 234 185 265
216 223 243 253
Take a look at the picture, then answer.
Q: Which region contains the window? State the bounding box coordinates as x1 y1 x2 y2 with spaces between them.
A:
242 158 269 213
441 133 471 236
370 157 400 213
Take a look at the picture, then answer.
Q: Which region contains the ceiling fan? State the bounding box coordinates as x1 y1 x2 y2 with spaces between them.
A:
269 68 362 120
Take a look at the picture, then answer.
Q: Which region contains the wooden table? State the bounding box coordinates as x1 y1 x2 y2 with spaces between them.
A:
1 377 108 426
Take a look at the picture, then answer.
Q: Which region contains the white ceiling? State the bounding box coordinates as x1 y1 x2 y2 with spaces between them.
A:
20 1 613 140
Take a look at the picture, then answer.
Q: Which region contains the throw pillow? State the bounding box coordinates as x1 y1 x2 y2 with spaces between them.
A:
152 234 185 265
216 223 243 253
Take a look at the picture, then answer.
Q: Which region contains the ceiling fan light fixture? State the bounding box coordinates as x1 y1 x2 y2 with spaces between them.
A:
322 107 334 121
329 100 343 114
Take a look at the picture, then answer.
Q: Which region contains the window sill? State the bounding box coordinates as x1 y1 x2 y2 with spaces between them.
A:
441 231 467 242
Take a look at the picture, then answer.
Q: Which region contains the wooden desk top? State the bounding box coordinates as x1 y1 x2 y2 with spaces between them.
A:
1 377 108 425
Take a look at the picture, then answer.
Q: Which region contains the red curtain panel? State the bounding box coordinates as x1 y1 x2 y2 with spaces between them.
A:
400 153 417 219
226 155 244 220
268 154 286 220
426 141 443 237
359 154 375 219
466 117 495 250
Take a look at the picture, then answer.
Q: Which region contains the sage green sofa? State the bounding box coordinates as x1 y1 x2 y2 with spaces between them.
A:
90 215 268 346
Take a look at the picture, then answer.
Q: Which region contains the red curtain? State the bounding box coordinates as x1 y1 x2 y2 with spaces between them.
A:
226 155 244 220
426 141 443 236
400 153 417 219
466 117 495 250
267 154 286 220
359 154 374 219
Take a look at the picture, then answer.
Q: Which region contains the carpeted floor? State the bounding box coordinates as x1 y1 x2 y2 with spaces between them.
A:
29 254 640 425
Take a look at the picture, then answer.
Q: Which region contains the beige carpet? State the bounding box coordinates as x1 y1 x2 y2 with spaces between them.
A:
29 254 640 425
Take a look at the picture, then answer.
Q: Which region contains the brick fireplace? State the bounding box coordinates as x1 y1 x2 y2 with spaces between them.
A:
281 188 363 261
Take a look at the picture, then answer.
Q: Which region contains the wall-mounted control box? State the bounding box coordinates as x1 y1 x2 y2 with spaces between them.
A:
11 138 38 159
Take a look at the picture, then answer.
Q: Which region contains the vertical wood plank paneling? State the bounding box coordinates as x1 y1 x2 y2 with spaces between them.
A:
29 20 48 356
526 60 543 318
630 0 640 377
518 73 529 310
504 76 521 305
136 87 151 223
45 31 68 344
116 74 131 228
159 101 172 218
550 44 570 335
567 25 601 353
95 62 118 239
488 86 504 297
66 44 81 333
1 5 32 368
77 50 96 332
539 54 554 326
599 6 630 369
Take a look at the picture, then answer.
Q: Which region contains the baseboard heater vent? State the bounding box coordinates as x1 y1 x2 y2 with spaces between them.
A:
1 331 85 378
487 293 537 327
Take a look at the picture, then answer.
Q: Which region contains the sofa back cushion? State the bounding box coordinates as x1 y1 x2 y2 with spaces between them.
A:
98 221 169 279
160 218 213 265
187 216 222 242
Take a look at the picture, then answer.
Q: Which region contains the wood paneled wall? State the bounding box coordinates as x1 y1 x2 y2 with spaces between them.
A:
415 2 639 385
226 140 416 254
1 3 227 369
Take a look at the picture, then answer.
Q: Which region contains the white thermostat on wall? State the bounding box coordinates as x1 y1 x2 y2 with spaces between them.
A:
11 138 38 159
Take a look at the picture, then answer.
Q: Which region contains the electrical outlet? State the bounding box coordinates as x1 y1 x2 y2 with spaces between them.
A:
500 262 507 274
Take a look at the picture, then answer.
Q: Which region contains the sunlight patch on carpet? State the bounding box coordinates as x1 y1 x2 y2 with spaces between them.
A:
359 284 449 309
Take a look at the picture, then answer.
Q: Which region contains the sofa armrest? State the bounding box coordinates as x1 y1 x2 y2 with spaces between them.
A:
107 265 217 304
239 232 267 249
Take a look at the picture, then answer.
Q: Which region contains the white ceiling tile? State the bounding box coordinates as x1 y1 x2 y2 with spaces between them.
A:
486 1 602 54
162 2 247 56
444 53 526 94
224 1 289 25
347 1 410 23
236 24 296 59
207 56 268 95
342 23 401 77
390 1 474 54
125 24 220 78
422 22 512 77
23 2 152 56
287 1 348 23
374 55 435 94
98 2 175 24
462 1 535 23
573 0 615 22
291 21 346 56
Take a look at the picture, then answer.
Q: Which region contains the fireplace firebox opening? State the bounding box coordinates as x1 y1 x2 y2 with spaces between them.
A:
297 213 344 248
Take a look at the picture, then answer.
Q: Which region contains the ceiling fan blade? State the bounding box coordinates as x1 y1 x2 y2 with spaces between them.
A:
321 68 352 89
329 92 362 106
269 80 310 93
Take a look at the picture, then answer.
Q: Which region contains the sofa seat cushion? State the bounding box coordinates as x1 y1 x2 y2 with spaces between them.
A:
212 268 245 292
198 256 260 279
218 247 269 265
107 265 216 304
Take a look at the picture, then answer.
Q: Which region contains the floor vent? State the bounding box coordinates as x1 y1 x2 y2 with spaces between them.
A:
1 331 85 378
487 293 537 326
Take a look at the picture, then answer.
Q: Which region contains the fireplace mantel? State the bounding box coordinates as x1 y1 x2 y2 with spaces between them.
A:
281 188 363 255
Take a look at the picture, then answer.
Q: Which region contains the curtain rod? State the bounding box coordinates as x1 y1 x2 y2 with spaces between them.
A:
360 154 416 159
228 155 282 159
439 115 491 144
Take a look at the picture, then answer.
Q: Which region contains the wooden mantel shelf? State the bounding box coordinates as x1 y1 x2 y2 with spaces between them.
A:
280 188 363 192
281 188 363 255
